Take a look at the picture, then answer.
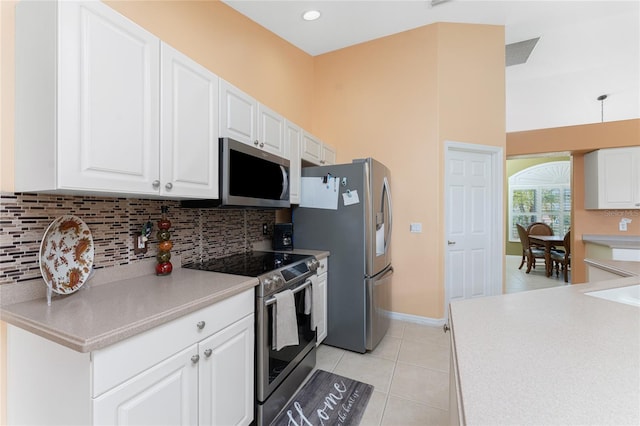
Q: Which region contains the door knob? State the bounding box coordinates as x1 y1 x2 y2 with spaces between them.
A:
191 354 200 364
204 349 212 358
196 321 206 330
443 323 450 333
165 182 173 190
447 240 456 245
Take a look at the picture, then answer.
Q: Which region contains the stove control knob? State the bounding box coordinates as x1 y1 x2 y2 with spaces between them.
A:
263 278 273 288
307 259 319 272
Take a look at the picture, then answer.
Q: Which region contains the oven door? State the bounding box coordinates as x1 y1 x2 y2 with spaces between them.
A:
256 278 316 402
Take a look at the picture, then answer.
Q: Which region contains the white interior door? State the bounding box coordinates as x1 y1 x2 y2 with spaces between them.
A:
445 142 503 312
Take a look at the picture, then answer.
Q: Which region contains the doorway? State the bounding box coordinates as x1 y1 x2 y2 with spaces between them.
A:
444 141 504 315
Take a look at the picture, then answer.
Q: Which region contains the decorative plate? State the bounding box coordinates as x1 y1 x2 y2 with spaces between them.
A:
39 215 95 295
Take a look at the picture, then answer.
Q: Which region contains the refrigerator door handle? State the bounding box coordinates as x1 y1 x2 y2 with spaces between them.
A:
383 176 393 254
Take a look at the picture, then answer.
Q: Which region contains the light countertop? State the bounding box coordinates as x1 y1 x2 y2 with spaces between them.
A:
583 234 640 250
0 250 329 353
0 267 258 352
450 276 640 425
584 258 640 277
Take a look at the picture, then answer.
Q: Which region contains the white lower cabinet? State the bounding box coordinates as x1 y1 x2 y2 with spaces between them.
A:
316 257 329 345
7 289 254 426
197 315 254 426
93 345 199 426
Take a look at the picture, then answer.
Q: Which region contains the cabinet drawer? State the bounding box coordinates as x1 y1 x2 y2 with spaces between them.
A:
92 288 253 397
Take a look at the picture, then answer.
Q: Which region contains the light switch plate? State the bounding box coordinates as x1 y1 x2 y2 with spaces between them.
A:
410 222 422 233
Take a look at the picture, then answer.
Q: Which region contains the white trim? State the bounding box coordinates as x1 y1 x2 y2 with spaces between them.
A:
444 141 504 318
387 311 446 326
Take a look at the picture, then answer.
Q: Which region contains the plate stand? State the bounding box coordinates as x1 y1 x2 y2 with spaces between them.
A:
46 284 53 307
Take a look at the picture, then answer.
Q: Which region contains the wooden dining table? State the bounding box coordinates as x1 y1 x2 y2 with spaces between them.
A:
528 235 565 277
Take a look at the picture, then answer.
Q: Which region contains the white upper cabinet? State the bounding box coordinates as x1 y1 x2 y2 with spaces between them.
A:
160 43 219 198
322 143 337 165
584 147 640 209
285 120 302 204
219 79 287 158
16 1 220 199
15 0 161 195
301 131 336 166
258 104 286 157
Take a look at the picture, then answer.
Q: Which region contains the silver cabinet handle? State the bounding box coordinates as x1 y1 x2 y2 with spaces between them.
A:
443 323 450 333
152 180 160 188
448 240 456 245
191 354 200 364
254 140 260 146
196 321 205 330
259 142 264 148
165 182 173 190
204 349 212 358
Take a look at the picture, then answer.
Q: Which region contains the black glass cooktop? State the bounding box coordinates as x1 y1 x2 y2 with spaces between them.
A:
183 251 310 277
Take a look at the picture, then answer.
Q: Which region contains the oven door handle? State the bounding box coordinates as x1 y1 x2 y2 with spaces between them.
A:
264 278 312 307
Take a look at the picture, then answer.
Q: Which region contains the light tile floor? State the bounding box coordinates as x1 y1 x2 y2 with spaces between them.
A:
505 254 570 293
315 319 450 426
308 255 569 425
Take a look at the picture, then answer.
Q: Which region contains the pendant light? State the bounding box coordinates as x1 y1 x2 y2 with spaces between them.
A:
597 94 607 122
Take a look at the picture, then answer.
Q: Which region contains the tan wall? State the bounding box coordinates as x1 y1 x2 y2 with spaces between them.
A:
105 0 315 130
506 119 640 283
313 23 505 319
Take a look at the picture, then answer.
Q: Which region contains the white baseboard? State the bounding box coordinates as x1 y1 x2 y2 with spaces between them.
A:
387 311 446 326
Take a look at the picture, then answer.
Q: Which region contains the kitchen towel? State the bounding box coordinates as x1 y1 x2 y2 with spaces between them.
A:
304 275 321 330
272 289 299 351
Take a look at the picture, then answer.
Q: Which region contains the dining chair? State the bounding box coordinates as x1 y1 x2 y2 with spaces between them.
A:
551 230 571 282
516 223 546 273
527 221 563 253
527 222 553 236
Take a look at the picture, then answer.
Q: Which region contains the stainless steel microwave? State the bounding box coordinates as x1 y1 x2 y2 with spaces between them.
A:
182 137 290 209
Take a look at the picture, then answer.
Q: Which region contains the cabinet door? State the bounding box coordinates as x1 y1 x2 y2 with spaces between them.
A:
258 104 286 157
322 143 337 165
219 79 256 145
600 147 640 209
93 345 199 426
199 314 254 426
161 43 219 198
301 131 323 165
58 1 160 194
285 120 302 204
316 271 328 345
585 147 640 209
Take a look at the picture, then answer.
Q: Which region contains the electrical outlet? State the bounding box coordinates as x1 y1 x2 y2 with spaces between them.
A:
263 223 269 235
410 222 422 233
619 220 628 231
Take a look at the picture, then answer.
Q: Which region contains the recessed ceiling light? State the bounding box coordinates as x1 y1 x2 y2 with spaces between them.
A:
302 10 321 21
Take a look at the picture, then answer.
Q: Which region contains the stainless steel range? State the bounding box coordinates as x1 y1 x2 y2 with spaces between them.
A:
183 251 319 425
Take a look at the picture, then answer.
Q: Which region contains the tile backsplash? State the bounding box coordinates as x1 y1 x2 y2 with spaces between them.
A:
0 192 275 285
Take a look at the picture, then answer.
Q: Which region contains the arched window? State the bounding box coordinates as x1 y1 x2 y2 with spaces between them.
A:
508 161 571 242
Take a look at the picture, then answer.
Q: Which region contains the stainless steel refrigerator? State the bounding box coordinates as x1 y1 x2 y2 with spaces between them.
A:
293 158 393 353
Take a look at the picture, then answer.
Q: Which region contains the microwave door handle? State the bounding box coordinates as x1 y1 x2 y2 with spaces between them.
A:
280 165 289 199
